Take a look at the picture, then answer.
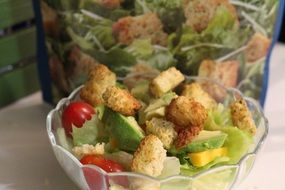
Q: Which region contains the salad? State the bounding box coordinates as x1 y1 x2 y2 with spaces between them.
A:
57 65 257 189
41 0 279 103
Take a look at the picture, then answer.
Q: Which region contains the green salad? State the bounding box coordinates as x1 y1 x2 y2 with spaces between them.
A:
42 0 279 102
57 66 257 183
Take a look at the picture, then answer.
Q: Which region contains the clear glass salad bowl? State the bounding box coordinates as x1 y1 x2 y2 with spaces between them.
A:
46 76 268 190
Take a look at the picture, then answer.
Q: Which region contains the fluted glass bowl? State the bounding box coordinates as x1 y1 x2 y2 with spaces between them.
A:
46 76 268 190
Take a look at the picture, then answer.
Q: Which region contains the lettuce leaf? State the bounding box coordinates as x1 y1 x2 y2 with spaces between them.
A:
204 104 254 164
79 0 130 21
125 39 177 71
171 6 240 74
159 157 181 178
56 128 73 151
90 47 137 76
72 116 98 146
204 104 233 131
134 0 185 33
65 13 116 50
180 156 230 176
221 127 253 164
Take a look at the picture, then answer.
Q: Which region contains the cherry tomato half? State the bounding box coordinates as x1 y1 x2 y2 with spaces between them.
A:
81 155 128 189
80 155 124 173
62 101 95 136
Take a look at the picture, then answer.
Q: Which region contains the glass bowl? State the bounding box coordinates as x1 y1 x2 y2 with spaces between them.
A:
46 76 268 190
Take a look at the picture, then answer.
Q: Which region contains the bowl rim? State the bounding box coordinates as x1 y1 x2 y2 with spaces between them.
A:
46 76 269 183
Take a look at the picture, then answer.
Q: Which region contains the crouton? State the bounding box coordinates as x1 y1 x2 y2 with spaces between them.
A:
175 126 201 148
146 118 177 149
80 64 116 106
72 143 105 158
181 83 217 110
166 96 208 127
131 135 166 177
112 13 168 46
245 33 271 63
103 86 141 116
198 59 239 101
230 99 257 135
68 46 99 79
149 67 185 98
183 0 238 32
199 60 239 88
96 0 122 9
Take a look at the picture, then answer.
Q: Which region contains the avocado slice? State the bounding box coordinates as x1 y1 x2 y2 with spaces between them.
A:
171 130 227 154
145 91 177 112
102 107 145 151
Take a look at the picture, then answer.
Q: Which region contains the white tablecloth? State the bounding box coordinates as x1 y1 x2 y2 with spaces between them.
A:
0 44 284 190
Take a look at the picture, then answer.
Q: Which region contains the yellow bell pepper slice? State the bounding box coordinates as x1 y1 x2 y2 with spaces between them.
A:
188 147 228 167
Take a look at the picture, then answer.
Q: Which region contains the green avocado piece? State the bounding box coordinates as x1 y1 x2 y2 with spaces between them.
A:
102 107 145 151
145 91 177 112
171 130 227 154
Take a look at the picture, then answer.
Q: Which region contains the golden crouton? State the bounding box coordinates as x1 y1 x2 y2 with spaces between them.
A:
146 118 177 149
80 64 116 106
72 143 105 158
68 46 99 79
181 83 217 110
149 67 185 98
245 33 271 63
175 126 202 148
183 0 238 32
96 0 122 9
103 86 141 116
199 60 239 88
131 135 166 177
112 13 168 46
166 96 208 127
230 99 257 135
198 59 239 101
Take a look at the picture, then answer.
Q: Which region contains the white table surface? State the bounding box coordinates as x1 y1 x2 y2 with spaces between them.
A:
0 44 284 190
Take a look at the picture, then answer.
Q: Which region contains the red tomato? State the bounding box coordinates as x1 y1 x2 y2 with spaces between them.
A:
80 155 124 173
62 101 95 136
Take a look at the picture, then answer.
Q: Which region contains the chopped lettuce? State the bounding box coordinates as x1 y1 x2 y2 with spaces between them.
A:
171 6 241 74
95 105 105 120
89 47 137 76
204 104 233 131
56 127 73 151
79 0 130 21
72 116 98 146
159 157 181 178
135 0 185 33
180 156 230 176
204 104 254 164
125 39 177 71
131 80 151 103
221 127 253 164
65 13 116 51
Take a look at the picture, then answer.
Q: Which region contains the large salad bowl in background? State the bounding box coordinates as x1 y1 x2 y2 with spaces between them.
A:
46 76 268 190
38 0 283 105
